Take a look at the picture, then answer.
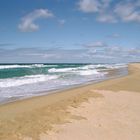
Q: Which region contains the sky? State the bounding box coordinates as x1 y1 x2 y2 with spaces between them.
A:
0 0 140 63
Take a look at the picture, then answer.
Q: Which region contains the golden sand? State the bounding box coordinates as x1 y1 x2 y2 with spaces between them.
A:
0 63 140 140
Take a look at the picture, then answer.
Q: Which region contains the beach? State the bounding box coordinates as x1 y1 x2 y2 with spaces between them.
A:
0 63 140 140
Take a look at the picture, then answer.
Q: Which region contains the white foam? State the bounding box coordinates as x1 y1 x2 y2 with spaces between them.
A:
0 63 128 104
32 64 44 67
78 70 99 75
81 64 127 70
104 64 128 69
0 74 59 88
48 65 101 73
48 68 77 73
0 64 58 69
48 66 109 76
0 65 31 69
32 64 58 67
80 65 98 70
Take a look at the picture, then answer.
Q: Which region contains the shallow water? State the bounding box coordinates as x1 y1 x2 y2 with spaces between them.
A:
0 63 128 104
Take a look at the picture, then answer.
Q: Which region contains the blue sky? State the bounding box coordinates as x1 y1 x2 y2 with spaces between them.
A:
0 0 140 63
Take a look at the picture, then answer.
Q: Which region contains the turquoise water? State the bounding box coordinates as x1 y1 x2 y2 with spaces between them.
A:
0 63 128 104
0 64 88 79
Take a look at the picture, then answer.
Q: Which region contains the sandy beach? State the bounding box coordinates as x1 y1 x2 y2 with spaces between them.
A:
0 63 140 140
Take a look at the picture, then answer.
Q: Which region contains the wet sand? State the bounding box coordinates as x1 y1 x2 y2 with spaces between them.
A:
0 63 140 140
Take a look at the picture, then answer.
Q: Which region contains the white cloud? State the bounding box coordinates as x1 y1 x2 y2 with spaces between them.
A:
101 0 112 9
97 14 117 23
84 41 107 48
58 19 66 25
114 1 140 22
18 9 53 32
81 41 140 62
77 0 116 22
78 0 140 23
78 0 100 13
0 46 140 63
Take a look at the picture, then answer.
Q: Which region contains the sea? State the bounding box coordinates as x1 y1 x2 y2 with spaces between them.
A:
0 63 128 104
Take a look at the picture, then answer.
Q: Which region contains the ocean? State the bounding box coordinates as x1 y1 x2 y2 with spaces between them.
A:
0 63 128 104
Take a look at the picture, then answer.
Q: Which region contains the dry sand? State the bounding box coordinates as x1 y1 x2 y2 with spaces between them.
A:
0 63 140 140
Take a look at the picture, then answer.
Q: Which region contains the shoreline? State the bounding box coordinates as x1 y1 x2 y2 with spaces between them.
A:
0 66 128 106
0 63 140 140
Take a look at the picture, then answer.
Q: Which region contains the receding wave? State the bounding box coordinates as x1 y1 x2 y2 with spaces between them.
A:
78 70 107 76
0 74 59 88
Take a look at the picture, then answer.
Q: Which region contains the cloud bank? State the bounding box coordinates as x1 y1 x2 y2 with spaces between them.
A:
78 0 140 23
0 45 140 63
